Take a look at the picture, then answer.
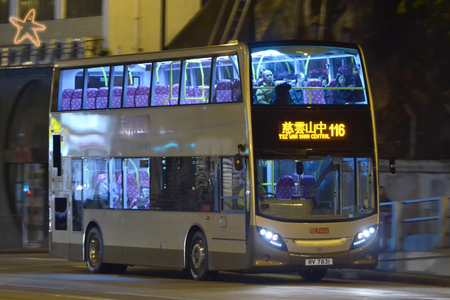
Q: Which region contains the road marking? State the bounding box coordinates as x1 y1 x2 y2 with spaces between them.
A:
20 257 67 261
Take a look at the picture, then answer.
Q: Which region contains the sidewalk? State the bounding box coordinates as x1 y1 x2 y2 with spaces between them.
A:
327 248 450 287
327 268 450 287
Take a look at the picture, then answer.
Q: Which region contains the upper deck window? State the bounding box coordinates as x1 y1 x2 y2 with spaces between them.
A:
55 53 242 111
181 57 212 105
251 46 368 106
212 55 241 103
153 60 181 106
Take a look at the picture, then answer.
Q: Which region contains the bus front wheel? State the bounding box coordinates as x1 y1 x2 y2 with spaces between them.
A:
299 268 327 282
86 227 109 273
189 231 216 281
85 227 127 274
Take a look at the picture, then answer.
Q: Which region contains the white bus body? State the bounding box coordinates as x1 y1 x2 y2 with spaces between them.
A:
49 41 379 281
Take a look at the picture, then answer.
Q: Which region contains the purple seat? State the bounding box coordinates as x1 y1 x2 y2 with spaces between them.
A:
126 173 139 208
232 79 241 102
275 175 296 200
215 80 232 103
338 65 351 75
303 79 325 105
167 84 179 105
185 86 195 98
60 89 73 111
135 85 150 107
138 170 149 189
195 86 209 103
183 86 195 105
154 84 169 106
328 78 337 104
71 89 82 110
95 87 108 109
125 86 137 107
85 88 98 110
300 175 315 198
111 86 123 108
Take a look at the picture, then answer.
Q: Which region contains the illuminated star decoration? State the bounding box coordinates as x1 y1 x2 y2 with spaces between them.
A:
9 9 46 47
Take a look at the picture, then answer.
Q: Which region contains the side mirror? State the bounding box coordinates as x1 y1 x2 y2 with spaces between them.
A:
234 154 243 171
389 157 396 174
296 161 304 175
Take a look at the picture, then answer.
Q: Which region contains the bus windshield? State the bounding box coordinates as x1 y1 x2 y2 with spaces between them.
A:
251 45 367 105
255 156 375 221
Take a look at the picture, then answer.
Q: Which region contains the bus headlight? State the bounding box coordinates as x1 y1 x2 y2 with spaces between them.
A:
257 227 287 251
350 225 377 250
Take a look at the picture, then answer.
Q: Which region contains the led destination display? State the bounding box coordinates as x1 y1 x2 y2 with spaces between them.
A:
279 121 346 141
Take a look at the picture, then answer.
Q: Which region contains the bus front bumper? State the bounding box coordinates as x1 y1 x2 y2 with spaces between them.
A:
247 230 379 272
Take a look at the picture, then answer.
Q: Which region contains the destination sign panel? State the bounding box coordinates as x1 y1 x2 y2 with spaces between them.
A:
278 121 346 141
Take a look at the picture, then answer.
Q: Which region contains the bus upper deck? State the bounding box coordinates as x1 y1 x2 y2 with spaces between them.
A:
51 40 370 113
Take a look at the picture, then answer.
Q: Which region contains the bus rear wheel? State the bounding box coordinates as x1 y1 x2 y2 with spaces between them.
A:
189 231 216 281
299 268 327 282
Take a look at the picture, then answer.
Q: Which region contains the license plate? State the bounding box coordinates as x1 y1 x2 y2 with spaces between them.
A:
305 258 333 266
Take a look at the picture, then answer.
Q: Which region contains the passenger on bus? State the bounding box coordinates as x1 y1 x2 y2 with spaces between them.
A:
349 73 365 102
132 195 148 210
112 181 121 209
289 74 306 104
255 70 275 104
94 177 109 208
141 187 150 209
332 73 353 104
270 82 292 105
319 75 331 104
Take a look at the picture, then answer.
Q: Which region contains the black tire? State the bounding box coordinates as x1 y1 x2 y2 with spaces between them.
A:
86 227 109 273
86 227 128 274
189 231 215 281
299 268 327 282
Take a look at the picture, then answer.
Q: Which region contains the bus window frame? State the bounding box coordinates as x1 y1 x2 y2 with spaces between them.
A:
52 51 243 112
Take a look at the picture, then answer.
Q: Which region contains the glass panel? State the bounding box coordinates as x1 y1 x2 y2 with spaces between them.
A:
19 0 54 20
123 158 150 210
66 0 102 18
182 57 212 105
72 159 83 231
149 157 220 212
124 63 152 108
221 157 246 211
0 0 9 24
256 156 375 221
58 68 83 111
110 65 124 108
82 158 108 209
123 64 141 108
85 66 110 110
110 158 123 209
54 198 67 230
251 46 367 105
212 55 241 103
153 60 181 106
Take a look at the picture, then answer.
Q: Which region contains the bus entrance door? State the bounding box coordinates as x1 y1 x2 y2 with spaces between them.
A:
50 158 84 261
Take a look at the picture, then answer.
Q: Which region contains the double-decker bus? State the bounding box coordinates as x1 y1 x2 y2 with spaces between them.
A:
49 40 379 281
